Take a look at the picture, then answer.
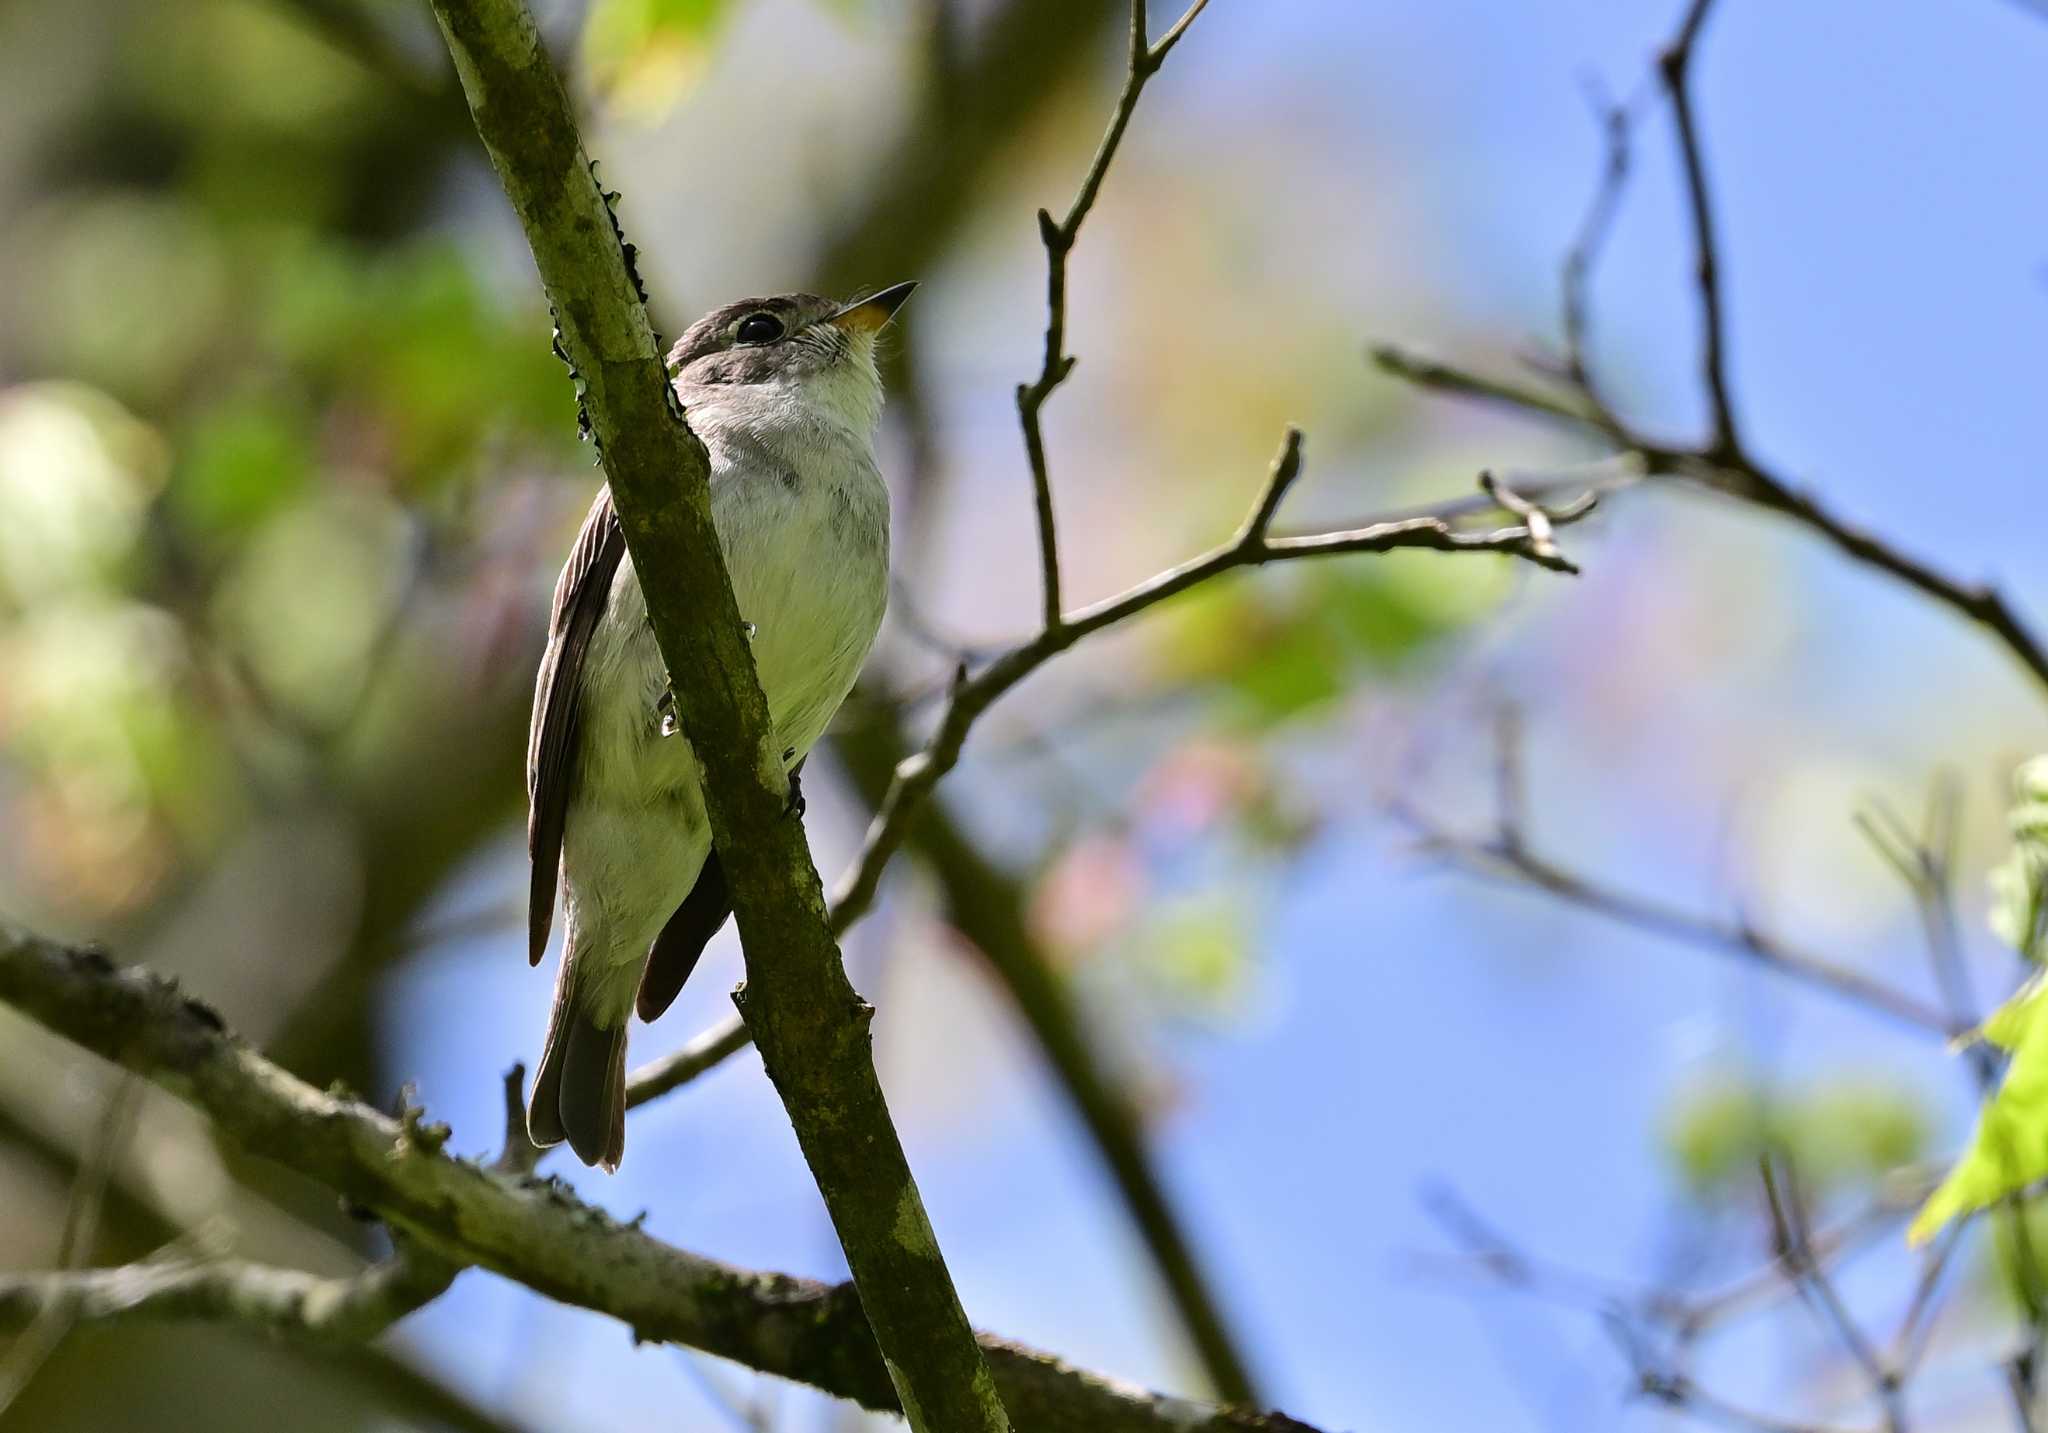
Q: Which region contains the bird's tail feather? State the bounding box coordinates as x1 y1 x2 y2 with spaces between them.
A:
527 974 628 1171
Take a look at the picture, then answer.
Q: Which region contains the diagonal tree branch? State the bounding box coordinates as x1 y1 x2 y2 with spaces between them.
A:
0 924 1325 1433
421 1 1003 1425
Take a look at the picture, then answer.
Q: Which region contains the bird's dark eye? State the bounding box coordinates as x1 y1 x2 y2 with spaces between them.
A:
735 313 784 344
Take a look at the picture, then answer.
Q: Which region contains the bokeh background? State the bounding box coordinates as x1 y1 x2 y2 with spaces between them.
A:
3 0 2048 1429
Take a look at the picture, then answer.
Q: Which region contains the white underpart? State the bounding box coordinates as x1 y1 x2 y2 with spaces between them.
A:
558 331 890 1022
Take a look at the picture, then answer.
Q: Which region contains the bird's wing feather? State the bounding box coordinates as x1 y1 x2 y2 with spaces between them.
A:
527 486 627 966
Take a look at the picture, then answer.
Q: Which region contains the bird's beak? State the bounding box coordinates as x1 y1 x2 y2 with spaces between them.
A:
827 281 918 335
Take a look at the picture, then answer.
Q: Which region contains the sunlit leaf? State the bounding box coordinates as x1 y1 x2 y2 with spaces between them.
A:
1910 979 2048 1245
1914 762 2048 1244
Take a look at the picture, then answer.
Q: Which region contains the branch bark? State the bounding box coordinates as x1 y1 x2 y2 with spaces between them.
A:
0 925 1325 1433
422 1 1003 1426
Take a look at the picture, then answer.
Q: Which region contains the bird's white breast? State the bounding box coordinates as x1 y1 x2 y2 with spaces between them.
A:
576 412 889 808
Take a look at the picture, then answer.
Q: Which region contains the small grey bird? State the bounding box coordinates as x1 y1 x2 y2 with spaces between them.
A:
525 283 913 1169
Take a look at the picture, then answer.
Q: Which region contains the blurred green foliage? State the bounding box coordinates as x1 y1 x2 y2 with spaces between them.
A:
0 0 582 927
1661 1072 1929 1201
1157 552 1511 729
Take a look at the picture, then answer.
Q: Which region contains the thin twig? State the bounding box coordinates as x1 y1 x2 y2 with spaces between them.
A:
1658 0 1741 457
0 1077 138 1415
625 1019 755 1110
1016 0 1213 631
0 1248 462 1347
1759 1157 1905 1432
1369 0 2048 703
829 432 1592 938
638 442 1595 1107
1403 809 1952 1036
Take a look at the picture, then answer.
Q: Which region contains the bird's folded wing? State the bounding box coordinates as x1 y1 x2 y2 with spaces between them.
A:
527 486 627 966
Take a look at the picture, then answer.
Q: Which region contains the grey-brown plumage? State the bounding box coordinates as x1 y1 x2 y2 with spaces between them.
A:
525 284 913 1169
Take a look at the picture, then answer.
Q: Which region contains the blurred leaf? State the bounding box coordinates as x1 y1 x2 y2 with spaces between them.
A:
0 384 169 608
1155 550 1508 729
1663 1073 1928 1201
128 0 380 139
212 490 411 728
261 236 575 482
171 390 316 543
581 0 732 118
1990 754 2048 963
12 195 231 404
0 597 235 914
1977 1199 2048 1315
1130 894 1251 1020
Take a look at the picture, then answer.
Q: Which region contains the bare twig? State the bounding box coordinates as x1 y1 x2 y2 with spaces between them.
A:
0 1245 460 1347
1403 807 1952 1036
625 1019 755 1110
1370 0 2048 701
1554 80 1637 425
1658 0 1742 457
1758 1157 1904 1431
831 432 1592 937
0 1077 138 1415
1417 1182 1917 1433
1016 0 1213 631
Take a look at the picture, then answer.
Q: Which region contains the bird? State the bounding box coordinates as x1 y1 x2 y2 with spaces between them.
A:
524 282 915 1170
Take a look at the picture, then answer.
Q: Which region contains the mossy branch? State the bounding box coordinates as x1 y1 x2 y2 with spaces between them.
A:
421 0 1004 1425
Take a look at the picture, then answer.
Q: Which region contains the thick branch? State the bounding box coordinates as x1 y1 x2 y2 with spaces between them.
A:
423 1 1002 1425
0 926 1323 1433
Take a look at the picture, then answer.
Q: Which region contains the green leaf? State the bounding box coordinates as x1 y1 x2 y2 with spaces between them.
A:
1910 760 2048 1244
1910 977 2048 1244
